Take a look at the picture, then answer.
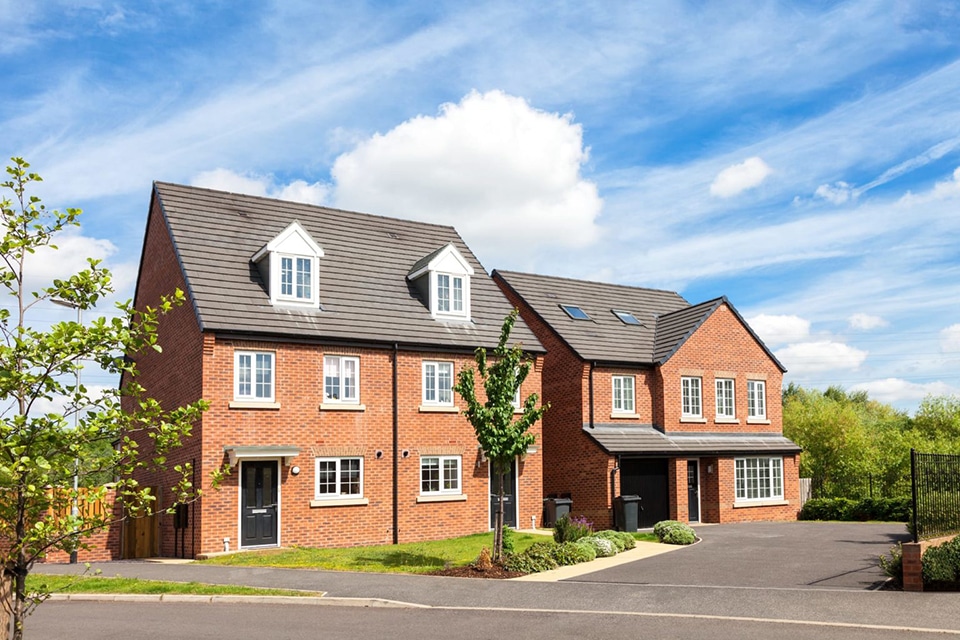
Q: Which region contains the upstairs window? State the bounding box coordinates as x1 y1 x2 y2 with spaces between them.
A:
612 375 635 413
748 380 767 419
251 221 324 309
715 378 735 419
324 356 359 403
681 376 702 418
423 361 454 406
408 244 473 321
235 351 275 402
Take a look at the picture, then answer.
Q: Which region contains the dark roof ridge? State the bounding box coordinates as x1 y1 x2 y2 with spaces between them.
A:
492 269 686 298
657 295 726 319
152 181 462 234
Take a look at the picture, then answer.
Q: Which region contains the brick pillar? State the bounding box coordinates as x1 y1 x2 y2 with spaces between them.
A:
901 542 924 592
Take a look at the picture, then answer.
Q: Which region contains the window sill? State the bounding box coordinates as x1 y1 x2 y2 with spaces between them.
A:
714 417 739 424
229 401 281 410
733 499 789 509
416 494 468 503
747 418 771 425
418 405 460 413
680 416 706 423
610 412 639 419
319 403 366 412
310 497 369 508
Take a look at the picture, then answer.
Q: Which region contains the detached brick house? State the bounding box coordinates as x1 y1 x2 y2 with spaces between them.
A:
126 183 544 558
493 271 801 529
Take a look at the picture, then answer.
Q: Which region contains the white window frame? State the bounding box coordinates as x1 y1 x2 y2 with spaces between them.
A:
314 457 363 499
323 356 360 404
434 272 467 318
735 457 784 502
748 380 767 419
234 351 275 402
681 376 702 418
420 455 462 495
715 378 735 419
277 253 315 304
422 361 454 406
612 375 635 413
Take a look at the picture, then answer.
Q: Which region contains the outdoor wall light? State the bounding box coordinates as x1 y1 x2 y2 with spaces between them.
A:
401 450 410 458
375 450 384 459
290 466 301 476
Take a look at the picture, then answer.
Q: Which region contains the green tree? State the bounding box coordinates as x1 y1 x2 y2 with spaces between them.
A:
454 309 546 563
0 158 214 640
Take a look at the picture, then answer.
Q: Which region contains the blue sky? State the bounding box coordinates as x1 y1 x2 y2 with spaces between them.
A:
3 1 960 411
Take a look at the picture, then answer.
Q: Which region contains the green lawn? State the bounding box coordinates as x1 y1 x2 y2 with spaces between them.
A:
28 574 319 597
202 530 662 574
202 530 549 573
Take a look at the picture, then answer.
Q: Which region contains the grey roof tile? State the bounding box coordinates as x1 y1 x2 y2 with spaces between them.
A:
494 270 688 363
152 182 543 352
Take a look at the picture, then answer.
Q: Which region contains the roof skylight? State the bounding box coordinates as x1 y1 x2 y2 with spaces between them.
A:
612 309 642 325
560 304 591 320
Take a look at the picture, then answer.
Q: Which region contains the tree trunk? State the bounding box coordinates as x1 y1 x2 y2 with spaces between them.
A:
493 467 505 563
0 572 10 640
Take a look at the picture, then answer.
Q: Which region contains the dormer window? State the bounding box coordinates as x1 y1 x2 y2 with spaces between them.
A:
251 221 324 309
408 243 474 321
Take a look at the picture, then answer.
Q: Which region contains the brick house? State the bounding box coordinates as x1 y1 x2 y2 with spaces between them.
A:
493 270 801 529
125 183 544 558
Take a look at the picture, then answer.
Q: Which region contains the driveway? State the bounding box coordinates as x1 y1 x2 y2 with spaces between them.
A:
570 521 911 590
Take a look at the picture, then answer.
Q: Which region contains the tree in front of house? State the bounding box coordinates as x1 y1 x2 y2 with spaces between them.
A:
0 157 215 640
454 309 547 563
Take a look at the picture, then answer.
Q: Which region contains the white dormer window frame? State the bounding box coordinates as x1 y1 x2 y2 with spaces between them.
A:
251 221 324 309
408 243 475 321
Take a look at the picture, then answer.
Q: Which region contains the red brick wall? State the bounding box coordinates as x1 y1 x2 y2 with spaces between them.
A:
123 194 206 558
591 367 655 423
658 304 784 434
196 340 543 553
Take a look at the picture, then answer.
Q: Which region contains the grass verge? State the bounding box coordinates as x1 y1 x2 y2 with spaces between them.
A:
28 575 319 597
202 531 548 573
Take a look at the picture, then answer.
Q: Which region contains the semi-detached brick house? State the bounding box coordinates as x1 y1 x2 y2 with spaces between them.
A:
124 183 544 558
493 270 801 529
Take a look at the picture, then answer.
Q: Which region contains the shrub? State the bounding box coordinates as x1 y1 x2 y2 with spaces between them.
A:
654 520 697 545
504 540 559 573
798 497 855 521
579 536 617 557
551 541 596 566
595 530 626 552
501 525 515 556
922 536 960 588
572 540 597 562
878 543 903 588
800 496 911 522
554 514 593 543
615 531 636 550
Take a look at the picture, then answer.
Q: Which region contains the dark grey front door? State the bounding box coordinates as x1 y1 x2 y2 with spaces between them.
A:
687 460 700 522
490 460 518 529
241 461 278 547
620 458 669 528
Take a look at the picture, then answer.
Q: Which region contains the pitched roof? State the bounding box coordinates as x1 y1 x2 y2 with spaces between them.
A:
585 425 802 455
494 270 688 363
148 182 543 352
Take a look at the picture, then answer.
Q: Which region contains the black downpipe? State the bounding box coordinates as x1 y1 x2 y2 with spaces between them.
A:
191 457 196 559
588 362 596 429
392 343 400 545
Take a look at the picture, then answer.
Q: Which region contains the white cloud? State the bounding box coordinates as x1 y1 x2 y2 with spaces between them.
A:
331 90 602 263
851 378 956 406
191 169 329 205
775 341 868 373
901 166 960 205
747 314 811 347
21 231 118 293
941 324 960 353
848 313 888 331
709 157 772 198
814 181 854 204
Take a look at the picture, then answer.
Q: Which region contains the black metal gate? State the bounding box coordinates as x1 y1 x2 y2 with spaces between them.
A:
911 449 960 542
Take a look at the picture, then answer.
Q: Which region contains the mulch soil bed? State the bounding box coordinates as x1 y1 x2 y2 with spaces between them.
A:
428 565 526 579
